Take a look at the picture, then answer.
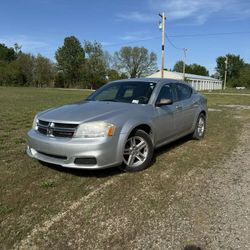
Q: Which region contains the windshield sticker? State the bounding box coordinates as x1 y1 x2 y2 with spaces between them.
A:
132 100 139 104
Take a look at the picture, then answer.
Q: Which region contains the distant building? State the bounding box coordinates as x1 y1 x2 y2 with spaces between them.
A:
147 70 222 90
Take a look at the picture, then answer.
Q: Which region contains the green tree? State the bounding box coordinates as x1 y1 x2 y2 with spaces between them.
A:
16 53 35 86
0 43 16 62
216 54 245 85
54 71 65 88
0 60 22 86
0 43 23 86
107 69 120 81
83 41 108 89
237 65 250 88
187 64 209 76
0 43 55 87
120 72 128 79
173 61 209 76
33 54 55 87
173 60 184 73
55 36 85 87
114 46 157 78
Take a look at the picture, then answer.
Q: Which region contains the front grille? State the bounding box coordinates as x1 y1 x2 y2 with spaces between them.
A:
39 120 50 126
38 127 47 135
37 120 78 138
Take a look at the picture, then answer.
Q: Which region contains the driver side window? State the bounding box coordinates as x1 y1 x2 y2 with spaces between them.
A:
156 84 174 104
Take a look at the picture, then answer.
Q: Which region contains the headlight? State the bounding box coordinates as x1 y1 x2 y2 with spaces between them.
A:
32 115 38 130
74 121 116 138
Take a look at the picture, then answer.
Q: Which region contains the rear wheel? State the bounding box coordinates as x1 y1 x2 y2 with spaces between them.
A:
121 130 154 172
192 113 206 140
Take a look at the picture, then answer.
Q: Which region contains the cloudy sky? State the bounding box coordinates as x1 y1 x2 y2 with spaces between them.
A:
1 0 250 73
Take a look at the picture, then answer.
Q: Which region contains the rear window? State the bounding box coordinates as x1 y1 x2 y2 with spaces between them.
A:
176 83 192 100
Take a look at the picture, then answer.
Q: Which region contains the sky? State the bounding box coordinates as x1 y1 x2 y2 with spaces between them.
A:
1 0 250 74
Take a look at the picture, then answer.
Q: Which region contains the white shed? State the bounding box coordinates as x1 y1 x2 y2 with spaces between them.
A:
147 70 222 91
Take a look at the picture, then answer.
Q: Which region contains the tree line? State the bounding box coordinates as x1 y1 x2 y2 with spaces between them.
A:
0 36 250 88
173 55 250 87
0 43 54 87
215 54 250 87
0 36 157 89
173 61 209 76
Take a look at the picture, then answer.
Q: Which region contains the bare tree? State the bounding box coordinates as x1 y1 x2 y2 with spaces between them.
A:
114 46 157 78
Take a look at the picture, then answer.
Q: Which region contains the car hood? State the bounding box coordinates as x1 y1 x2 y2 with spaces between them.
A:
38 101 145 123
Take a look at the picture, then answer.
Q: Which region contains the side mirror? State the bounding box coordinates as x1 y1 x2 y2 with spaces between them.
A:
156 98 173 107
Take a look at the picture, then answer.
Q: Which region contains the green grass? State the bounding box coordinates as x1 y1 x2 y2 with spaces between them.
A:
0 204 13 215
0 86 249 248
202 87 250 94
40 179 57 188
203 92 250 107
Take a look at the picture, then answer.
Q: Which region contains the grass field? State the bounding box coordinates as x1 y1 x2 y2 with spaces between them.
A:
203 87 250 94
0 87 250 249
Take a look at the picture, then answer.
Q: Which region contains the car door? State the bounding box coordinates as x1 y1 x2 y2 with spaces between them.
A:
174 83 197 134
153 83 177 144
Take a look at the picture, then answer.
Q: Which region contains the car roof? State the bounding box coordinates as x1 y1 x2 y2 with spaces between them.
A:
111 78 186 86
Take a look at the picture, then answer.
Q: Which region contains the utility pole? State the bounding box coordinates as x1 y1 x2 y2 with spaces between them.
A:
182 48 187 80
224 56 228 90
159 12 166 78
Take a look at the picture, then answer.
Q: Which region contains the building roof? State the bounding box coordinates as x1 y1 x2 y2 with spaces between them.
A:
180 72 219 81
147 70 221 82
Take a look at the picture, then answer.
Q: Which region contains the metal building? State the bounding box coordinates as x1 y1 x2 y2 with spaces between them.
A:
147 70 222 91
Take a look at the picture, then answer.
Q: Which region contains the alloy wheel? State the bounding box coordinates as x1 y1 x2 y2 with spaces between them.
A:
197 116 205 137
123 136 149 168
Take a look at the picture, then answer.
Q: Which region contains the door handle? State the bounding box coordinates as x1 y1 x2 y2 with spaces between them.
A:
176 105 182 110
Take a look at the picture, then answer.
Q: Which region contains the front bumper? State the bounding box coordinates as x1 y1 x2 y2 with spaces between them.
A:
27 129 125 169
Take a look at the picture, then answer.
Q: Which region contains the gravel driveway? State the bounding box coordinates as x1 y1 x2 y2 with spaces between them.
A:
134 120 250 250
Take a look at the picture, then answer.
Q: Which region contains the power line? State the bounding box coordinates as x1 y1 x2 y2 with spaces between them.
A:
168 31 250 38
164 33 183 50
165 32 186 79
102 36 160 48
102 31 250 49
164 33 188 79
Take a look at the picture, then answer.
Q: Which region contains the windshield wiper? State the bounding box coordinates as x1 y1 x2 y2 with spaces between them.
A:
99 99 118 102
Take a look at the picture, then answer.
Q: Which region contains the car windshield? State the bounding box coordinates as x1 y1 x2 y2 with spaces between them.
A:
86 81 156 104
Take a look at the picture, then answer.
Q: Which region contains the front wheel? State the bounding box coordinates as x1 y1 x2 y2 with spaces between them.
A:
192 113 206 140
121 130 154 172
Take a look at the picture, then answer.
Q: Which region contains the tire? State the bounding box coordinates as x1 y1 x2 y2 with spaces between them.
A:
121 130 154 172
192 113 206 140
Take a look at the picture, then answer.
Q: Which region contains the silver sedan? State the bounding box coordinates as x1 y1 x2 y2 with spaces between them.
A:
27 78 207 172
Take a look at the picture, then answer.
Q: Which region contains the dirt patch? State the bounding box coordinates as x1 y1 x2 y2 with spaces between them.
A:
220 104 250 110
208 108 222 112
234 115 244 119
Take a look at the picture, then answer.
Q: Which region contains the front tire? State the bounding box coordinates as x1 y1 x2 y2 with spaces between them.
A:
192 113 206 140
121 130 154 172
